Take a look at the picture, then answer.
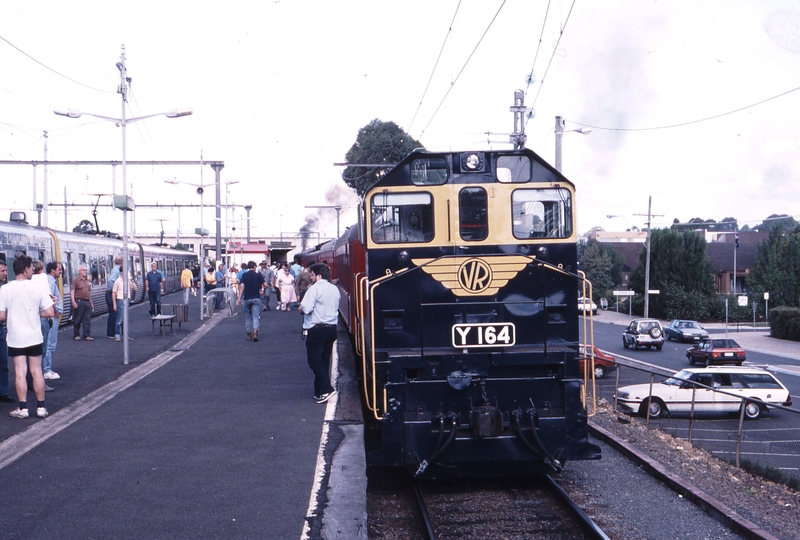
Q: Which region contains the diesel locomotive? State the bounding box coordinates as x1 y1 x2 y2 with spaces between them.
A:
307 147 601 478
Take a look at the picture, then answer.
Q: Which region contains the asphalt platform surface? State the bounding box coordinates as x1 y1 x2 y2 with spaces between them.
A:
0 292 364 540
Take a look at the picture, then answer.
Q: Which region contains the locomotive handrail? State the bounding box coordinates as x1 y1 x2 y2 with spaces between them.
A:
578 271 597 416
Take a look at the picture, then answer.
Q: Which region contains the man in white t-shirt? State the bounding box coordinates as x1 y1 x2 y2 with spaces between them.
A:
0 255 55 419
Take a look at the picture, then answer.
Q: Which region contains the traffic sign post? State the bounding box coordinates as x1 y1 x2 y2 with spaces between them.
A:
613 290 635 318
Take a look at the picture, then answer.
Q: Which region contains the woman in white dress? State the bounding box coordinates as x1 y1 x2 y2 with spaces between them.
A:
276 266 297 311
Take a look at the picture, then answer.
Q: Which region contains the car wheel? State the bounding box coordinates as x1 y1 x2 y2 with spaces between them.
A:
705 357 711 367
655 345 663 351
640 398 665 419
623 339 629 349
687 354 695 365
743 401 762 420
594 365 606 379
649 327 662 339
666 333 672 341
736 362 743 367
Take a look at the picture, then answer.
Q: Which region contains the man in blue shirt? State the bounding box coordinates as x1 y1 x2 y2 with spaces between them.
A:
299 263 340 404
42 262 64 380
145 262 164 316
237 261 265 342
106 256 122 338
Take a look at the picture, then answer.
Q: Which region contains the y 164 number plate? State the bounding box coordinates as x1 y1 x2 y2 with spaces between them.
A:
452 323 515 348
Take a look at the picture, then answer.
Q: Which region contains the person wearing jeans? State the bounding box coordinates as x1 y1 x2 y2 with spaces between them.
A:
237 261 265 342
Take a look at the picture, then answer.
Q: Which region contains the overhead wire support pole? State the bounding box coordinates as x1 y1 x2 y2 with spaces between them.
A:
634 197 663 319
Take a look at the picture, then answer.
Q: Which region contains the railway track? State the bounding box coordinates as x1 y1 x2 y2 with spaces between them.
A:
368 468 609 539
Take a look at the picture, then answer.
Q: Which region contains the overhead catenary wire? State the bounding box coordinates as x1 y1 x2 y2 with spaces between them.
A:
573 85 800 132
0 34 112 94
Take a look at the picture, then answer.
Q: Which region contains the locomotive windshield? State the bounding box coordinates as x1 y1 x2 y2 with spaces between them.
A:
410 157 449 185
496 155 531 183
511 188 573 239
371 192 435 243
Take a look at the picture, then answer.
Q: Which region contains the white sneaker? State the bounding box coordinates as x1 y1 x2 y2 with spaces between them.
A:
43 371 60 380
9 408 29 419
36 407 49 418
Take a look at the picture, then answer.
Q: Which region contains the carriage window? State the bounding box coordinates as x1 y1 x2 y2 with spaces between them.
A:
511 188 573 239
410 157 448 185
497 156 531 183
459 187 488 241
371 192 434 243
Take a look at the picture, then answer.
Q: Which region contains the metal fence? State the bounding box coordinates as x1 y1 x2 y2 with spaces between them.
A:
597 358 800 487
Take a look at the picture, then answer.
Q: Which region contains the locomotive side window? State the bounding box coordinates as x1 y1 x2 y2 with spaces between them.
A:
459 187 488 241
511 188 573 239
410 157 448 185
371 192 434 243
497 156 531 183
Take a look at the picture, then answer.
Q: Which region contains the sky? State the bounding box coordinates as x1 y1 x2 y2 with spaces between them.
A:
1 0 799 245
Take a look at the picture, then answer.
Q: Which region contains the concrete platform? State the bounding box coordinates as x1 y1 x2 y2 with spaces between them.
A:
0 293 366 539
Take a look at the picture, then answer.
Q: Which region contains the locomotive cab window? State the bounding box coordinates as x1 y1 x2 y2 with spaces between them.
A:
511 188 573 239
410 157 448 185
496 155 531 183
371 192 434 243
459 187 488 241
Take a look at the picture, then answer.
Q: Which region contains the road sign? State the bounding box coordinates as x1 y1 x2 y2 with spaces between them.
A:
648 290 660 294
613 290 635 296
737 295 748 307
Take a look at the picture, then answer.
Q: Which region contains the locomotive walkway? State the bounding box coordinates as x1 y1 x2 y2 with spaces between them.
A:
0 293 366 539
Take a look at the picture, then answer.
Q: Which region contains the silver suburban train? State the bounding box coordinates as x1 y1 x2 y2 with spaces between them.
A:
0 214 197 326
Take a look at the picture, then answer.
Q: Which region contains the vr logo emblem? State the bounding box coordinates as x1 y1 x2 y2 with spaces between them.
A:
458 258 492 293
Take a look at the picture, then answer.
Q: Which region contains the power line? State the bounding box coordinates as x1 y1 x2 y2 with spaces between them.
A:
572 85 800 132
417 0 508 140
0 34 112 94
406 0 462 135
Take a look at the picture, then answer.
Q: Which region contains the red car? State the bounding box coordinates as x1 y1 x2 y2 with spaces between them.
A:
686 338 746 366
578 345 617 379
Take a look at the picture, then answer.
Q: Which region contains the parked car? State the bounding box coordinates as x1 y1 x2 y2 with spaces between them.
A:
622 319 664 351
686 338 746 366
578 345 616 379
615 367 792 420
578 297 598 315
664 319 709 343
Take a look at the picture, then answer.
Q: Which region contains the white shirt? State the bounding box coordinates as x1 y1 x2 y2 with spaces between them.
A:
300 279 340 329
0 279 55 348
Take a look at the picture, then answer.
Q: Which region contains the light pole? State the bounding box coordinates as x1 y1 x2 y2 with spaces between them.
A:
54 45 191 365
244 205 252 243
554 116 591 172
165 179 213 320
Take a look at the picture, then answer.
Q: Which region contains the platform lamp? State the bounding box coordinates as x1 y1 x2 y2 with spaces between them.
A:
54 45 192 365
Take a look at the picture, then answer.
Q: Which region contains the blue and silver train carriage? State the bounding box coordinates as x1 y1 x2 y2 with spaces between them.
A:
310 148 601 478
0 215 197 326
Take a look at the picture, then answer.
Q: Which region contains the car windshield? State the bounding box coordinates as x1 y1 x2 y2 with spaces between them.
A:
664 370 694 386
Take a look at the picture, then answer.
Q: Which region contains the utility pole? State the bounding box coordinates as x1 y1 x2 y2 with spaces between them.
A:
635 196 663 318
43 131 49 227
555 116 563 171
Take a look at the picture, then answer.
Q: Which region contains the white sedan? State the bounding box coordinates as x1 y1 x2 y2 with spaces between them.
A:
615 367 792 420
578 297 597 315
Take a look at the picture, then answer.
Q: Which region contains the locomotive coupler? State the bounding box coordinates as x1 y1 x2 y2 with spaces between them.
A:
470 404 503 437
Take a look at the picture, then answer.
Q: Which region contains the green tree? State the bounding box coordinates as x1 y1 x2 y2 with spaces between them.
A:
73 219 96 234
756 214 798 234
629 228 715 319
578 240 624 300
342 119 421 196
749 228 800 308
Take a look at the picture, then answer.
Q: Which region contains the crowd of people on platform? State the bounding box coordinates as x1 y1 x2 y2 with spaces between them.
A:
0 252 340 421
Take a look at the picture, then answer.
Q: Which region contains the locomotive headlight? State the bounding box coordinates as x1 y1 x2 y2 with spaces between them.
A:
462 153 484 171
537 246 548 258
398 250 410 262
